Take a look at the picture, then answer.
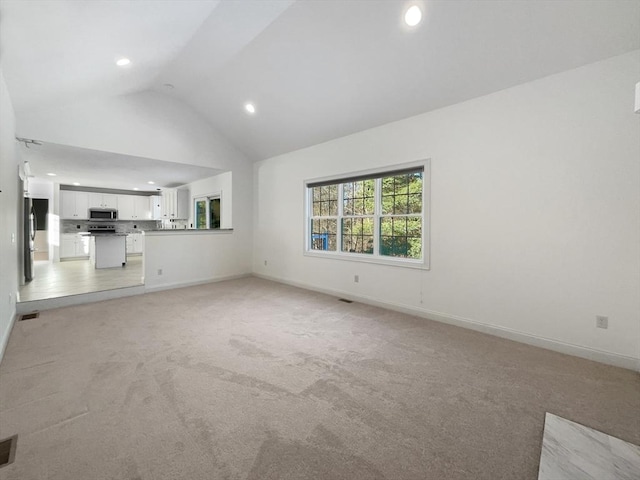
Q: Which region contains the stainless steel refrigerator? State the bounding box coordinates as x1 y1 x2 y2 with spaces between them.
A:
24 197 36 282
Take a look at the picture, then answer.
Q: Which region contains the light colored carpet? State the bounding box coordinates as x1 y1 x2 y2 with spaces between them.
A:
1 277 638 480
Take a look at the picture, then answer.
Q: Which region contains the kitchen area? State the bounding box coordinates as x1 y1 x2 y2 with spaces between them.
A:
15 139 233 310
19 183 192 302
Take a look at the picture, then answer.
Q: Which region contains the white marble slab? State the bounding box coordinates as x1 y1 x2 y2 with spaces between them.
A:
538 412 640 480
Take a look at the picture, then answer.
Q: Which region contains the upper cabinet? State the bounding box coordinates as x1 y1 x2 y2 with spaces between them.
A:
61 189 157 221
161 188 189 219
88 193 118 209
151 195 162 220
60 191 89 219
118 195 151 220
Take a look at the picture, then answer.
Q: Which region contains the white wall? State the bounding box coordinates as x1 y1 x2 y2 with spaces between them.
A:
186 171 233 229
0 69 20 360
253 51 640 369
16 91 245 172
143 231 248 291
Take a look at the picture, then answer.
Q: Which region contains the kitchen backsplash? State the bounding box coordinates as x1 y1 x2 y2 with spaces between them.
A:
160 219 189 229
62 220 160 234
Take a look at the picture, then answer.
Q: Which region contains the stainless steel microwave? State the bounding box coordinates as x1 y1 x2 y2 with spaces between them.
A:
89 208 118 221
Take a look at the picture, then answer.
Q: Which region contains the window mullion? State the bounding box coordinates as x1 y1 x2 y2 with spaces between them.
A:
338 183 343 253
374 177 381 257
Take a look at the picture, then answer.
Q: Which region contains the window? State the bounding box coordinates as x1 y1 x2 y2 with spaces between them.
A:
306 162 429 267
194 195 221 229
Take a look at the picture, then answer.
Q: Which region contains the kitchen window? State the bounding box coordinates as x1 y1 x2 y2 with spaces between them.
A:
194 195 221 229
305 161 430 268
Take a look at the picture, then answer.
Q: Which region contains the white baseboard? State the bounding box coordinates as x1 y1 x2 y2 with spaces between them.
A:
0 310 17 366
253 273 639 372
144 273 251 294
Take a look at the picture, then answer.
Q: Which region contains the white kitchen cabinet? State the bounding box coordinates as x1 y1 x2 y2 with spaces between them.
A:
88 193 118 209
161 189 176 219
94 235 126 268
134 196 151 220
151 195 162 220
117 195 151 220
126 233 144 255
117 195 135 220
161 188 189 219
60 233 90 259
60 191 89 219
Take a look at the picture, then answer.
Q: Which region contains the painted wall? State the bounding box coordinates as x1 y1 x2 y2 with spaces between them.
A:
143 231 246 291
16 91 244 172
0 69 20 359
186 171 233 229
253 51 640 368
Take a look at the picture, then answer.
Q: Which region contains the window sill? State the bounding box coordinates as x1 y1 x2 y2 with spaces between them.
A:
303 249 430 270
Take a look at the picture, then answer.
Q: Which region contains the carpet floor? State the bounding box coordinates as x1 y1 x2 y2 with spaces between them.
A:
0 277 638 480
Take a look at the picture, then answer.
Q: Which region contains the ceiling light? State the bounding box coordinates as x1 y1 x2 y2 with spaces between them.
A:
73 182 80 186
133 188 139 191
404 5 422 26
244 103 256 114
46 173 56 176
116 57 131 67
147 181 155 185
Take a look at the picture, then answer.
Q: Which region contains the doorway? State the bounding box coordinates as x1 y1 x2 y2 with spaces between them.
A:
194 194 221 229
32 198 49 261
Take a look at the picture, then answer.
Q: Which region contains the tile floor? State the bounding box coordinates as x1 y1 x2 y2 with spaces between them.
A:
18 256 144 302
538 412 640 480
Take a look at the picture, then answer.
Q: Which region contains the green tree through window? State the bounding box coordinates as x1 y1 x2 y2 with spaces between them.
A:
307 165 425 261
380 172 423 258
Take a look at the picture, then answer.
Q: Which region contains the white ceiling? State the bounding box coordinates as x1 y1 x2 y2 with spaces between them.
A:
0 0 220 112
1 0 639 175
19 141 223 191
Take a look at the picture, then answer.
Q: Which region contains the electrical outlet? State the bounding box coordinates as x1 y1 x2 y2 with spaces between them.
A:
157 268 163 276
596 315 608 329
11 233 15 244
354 275 359 283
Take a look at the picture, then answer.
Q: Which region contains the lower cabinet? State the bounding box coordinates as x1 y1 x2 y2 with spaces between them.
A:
60 234 90 259
126 233 144 255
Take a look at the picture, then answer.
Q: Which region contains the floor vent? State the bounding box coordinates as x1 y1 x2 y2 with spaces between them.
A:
338 298 353 303
19 312 39 321
0 435 17 468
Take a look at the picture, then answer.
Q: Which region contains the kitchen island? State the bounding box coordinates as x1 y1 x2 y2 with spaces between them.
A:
91 234 127 268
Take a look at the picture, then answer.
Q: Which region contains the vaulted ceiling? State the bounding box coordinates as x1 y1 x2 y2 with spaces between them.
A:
2 0 639 166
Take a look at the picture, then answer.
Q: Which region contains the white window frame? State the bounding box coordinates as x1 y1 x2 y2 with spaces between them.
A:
304 159 430 270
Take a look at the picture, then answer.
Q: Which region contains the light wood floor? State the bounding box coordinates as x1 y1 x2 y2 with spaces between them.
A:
18 256 144 302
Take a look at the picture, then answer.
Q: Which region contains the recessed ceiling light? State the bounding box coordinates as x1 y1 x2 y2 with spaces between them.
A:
404 5 422 26
46 173 56 176
133 188 139 191
73 182 80 186
116 57 131 67
147 181 155 185
244 103 256 114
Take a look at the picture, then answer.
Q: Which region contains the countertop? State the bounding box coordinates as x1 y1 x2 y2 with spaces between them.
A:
78 232 128 236
144 228 233 235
